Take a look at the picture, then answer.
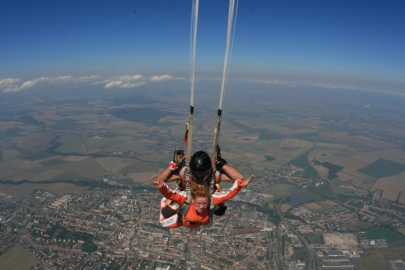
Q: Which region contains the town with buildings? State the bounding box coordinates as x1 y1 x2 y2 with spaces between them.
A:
1 165 405 270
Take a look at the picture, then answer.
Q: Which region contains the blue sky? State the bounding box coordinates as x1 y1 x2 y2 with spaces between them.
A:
1 0 404 95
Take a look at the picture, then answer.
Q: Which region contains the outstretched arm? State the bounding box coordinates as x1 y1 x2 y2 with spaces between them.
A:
150 175 187 204
212 174 254 205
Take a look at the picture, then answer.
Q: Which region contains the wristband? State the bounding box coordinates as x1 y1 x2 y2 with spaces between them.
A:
168 161 178 171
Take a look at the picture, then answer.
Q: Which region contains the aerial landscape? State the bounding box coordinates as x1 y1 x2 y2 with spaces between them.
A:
1 0 405 270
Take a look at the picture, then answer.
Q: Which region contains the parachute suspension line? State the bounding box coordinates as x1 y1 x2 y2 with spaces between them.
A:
186 0 199 158
227 0 239 90
212 0 238 160
190 0 199 109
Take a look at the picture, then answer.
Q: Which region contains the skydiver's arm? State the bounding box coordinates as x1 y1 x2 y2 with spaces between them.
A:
159 150 185 183
219 164 244 182
151 175 187 204
212 174 254 205
159 166 180 183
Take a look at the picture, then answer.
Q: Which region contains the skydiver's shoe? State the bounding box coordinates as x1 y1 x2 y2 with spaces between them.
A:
173 150 186 170
161 198 179 218
213 204 227 216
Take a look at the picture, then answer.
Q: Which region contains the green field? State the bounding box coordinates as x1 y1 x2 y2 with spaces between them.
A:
304 233 323 244
54 136 84 154
258 131 283 140
317 137 339 144
292 132 319 142
354 256 390 270
0 244 40 269
40 159 69 165
350 142 380 152
262 184 293 199
344 221 374 232
120 160 160 173
297 190 323 200
50 118 86 130
348 201 364 208
326 178 358 195
0 128 24 137
115 141 144 150
308 184 338 199
55 172 87 181
354 247 405 270
95 233 109 241
366 228 405 246
224 119 257 133
289 151 318 177
22 153 53 161
358 158 405 178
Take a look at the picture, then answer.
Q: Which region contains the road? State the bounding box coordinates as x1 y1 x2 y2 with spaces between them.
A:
275 222 282 270
276 197 313 270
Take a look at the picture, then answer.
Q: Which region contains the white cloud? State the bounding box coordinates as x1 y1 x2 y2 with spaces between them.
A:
75 75 102 83
101 74 147 89
0 78 21 88
2 73 184 92
104 81 146 89
150 74 174 81
0 78 22 92
3 85 21 93
18 76 75 90
119 75 145 81
19 77 48 90
100 73 182 89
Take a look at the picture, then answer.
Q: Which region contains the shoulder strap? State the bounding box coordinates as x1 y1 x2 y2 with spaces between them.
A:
208 197 216 218
179 190 193 217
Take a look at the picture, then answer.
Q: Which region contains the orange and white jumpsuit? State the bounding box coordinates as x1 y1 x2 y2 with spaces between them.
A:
158 179 245 229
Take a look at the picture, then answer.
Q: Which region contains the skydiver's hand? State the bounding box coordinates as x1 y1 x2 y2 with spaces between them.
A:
151 175 164 189
242 174 254 188
215 157 227 169
215 144 227 169
172 149 185 168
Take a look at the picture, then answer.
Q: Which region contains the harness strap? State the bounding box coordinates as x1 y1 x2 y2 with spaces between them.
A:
178 190 216 220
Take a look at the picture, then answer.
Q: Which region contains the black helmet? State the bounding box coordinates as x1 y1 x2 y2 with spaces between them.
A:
190 151 212 183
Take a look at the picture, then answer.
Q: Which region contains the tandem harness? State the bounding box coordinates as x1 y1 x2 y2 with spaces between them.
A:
177 189 217 225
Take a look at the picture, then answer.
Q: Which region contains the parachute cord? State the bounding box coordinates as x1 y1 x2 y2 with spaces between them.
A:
187 0 199 157
218 0 237 112
212 0 238 160
226 0 239 97
190 0 199 109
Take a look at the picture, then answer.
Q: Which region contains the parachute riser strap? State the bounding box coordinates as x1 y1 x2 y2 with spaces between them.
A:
211 116 221 160
209 172 216 194
208 197 216 218
183 160 191 191
179 191 192 217
186 113 194 158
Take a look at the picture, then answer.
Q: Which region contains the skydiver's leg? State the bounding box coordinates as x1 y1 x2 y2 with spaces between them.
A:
160 197 179 218
213 204 227 216
219 164 243 182
159 198 182 228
